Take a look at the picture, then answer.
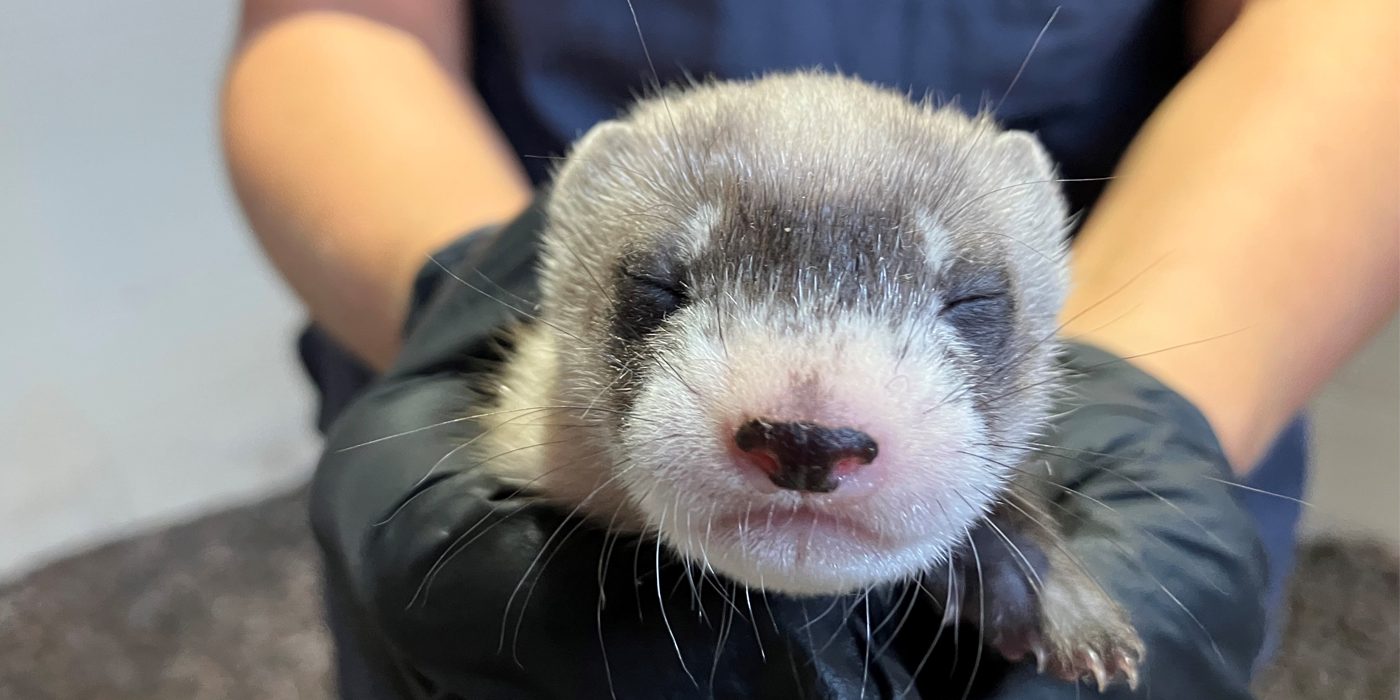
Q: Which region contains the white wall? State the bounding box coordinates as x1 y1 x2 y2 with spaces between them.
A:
1304 317 1400 544
0 1 321 581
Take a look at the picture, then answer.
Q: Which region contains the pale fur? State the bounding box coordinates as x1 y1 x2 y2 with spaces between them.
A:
477 71 1071 595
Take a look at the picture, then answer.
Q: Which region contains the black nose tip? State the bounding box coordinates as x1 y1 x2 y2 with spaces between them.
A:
734 419 878 493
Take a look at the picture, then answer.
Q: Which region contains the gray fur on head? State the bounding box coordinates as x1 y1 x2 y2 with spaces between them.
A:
484 70 1071 595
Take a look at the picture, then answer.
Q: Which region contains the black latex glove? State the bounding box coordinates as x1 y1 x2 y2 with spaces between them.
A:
309 199 1269 700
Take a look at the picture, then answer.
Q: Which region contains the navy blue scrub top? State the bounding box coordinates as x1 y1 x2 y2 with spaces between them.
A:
470 0 1191 216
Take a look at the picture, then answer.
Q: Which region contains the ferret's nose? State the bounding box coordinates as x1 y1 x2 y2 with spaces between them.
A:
734 419 878 493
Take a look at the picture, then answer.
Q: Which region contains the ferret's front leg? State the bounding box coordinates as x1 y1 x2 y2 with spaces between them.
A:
934 499 1145 691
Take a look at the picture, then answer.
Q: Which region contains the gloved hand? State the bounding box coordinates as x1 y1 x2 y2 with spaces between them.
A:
308 199 1270 700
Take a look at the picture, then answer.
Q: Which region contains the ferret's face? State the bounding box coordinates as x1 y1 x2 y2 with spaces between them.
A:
538 74 1069 595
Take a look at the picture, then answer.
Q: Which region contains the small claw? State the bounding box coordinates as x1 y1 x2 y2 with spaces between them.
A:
1116 650 1141 691
1084 649 1109 693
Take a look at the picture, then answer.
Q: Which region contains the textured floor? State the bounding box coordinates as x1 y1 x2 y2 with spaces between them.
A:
0 489 332 700
1253 538 1400 700
1 488 1396 700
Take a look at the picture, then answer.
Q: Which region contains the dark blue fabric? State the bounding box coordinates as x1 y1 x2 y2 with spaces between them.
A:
470 0 1189 216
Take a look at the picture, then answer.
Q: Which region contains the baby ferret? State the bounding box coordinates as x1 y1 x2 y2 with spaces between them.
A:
477 71 1143 690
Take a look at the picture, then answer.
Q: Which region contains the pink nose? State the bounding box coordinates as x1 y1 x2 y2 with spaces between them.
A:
734 418 878 493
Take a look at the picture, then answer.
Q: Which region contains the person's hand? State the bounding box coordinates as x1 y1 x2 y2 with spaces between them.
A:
309 200 1269 699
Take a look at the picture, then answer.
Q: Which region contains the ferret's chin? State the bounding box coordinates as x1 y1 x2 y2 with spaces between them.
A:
661 509 953 597
693 539 937 597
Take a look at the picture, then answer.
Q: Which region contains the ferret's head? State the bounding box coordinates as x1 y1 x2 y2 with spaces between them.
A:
538 72 1069 595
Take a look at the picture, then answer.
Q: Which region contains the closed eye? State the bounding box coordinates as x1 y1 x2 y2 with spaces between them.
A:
939 291 1013 352
630 274 688 309
940 293 1005 314
613 263 691 343
631 273 687 295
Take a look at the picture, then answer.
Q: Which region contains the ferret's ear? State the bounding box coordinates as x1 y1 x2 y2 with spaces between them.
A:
556 119 636 194
990 129 1071 253
569 119 631 160
994 129 1058 184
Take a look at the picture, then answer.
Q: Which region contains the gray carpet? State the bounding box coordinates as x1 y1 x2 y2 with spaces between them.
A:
0 490 332 700
1253 537 1399 700
0 488 1395 700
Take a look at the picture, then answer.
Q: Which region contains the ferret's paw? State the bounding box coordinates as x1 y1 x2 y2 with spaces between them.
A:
1014 627 1143 692
960 508 1144 692
991 567 1145 693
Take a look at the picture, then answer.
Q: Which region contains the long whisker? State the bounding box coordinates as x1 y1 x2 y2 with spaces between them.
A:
426 253 672 391
741 582 766 663
372 407 583 528
930 250 1176 415
898 573 958 698
338 402 664 452
410 442 617 607
976 326 1252 413
868 581 921 665
982 514 1045 594
961 526 987 700
1200 475 1316 507
654 501 701 688
336 405 579 452
984 440 1237 552
966 452 1229 667
595 491 638 700
425 253 591 347
859 592 873 700
510 464 639 661
624 0 678 140
994 6 1061 115
963 448 1215 585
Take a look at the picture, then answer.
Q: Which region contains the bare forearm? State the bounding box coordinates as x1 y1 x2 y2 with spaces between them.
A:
1063 0 1399 471
222 10 531 369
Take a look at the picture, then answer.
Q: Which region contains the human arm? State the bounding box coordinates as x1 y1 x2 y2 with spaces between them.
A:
221 0 531 370
1062 0 1400 472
